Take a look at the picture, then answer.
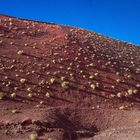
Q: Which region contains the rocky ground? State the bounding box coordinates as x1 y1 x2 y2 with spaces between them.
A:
0 14 140 140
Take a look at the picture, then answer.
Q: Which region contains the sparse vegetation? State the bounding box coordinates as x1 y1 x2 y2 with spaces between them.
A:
61 76 65 81
29 132 38 140
94 72 99 76
119 106 125 110
127 89 133 95
0 15 140 140
20 78 26 84
11 92 16 98
50 78 55 84
61 81 70 89
0 92 5 100
89 75 94 79
90 84 96 90
28 93 32 98
136 84 140 88
45 92 50 98
117 92 123 98
11 109 17 113
116 79 121 83
17 50 24 55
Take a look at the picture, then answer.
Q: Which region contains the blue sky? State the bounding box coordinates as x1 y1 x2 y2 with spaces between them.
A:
0 0 140 45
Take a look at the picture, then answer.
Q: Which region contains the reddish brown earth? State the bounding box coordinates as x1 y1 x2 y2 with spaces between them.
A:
0 14 140 140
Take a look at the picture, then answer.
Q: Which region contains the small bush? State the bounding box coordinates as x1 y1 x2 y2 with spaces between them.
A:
50 78 55 84
117 92 123 98
0 92 5 100
28 93 32 98
61 81 70 89
127 89 133 95
11 92 16 98
89 75 94 79
11 109 17 113
61 76 65 81
20 78 26 84
29 132 38 140
90 84 96 90
17 50 24 55
45 92 50 98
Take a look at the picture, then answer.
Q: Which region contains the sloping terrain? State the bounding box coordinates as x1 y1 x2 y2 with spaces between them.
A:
0 14 140 140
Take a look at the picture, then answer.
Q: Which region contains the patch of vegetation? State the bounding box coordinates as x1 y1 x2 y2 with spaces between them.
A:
29 132 38 140
11 109 17 113
90 84 96 90
50 78 55 84
45 92 50 98
0 92 5 100
28 93 32 98
117 92 123 98
17 50 24 55
61 81 70 89
20 78 26 84
11 92 16 98
89 75 94 79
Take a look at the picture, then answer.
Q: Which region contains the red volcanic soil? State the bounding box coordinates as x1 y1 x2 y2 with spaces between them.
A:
0 14 140 140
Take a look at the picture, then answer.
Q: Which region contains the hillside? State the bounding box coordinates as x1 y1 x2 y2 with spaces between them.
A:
0 14 140 140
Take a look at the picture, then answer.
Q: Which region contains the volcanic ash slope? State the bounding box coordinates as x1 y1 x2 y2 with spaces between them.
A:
0 14 140 140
